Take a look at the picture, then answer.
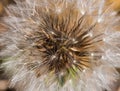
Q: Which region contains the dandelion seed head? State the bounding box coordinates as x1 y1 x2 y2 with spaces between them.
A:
0 0 120 91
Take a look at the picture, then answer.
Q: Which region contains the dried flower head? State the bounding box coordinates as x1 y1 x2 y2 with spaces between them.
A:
0 0 120 91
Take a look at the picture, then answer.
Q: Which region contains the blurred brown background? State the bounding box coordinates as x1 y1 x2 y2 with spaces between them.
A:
0 1 15 91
